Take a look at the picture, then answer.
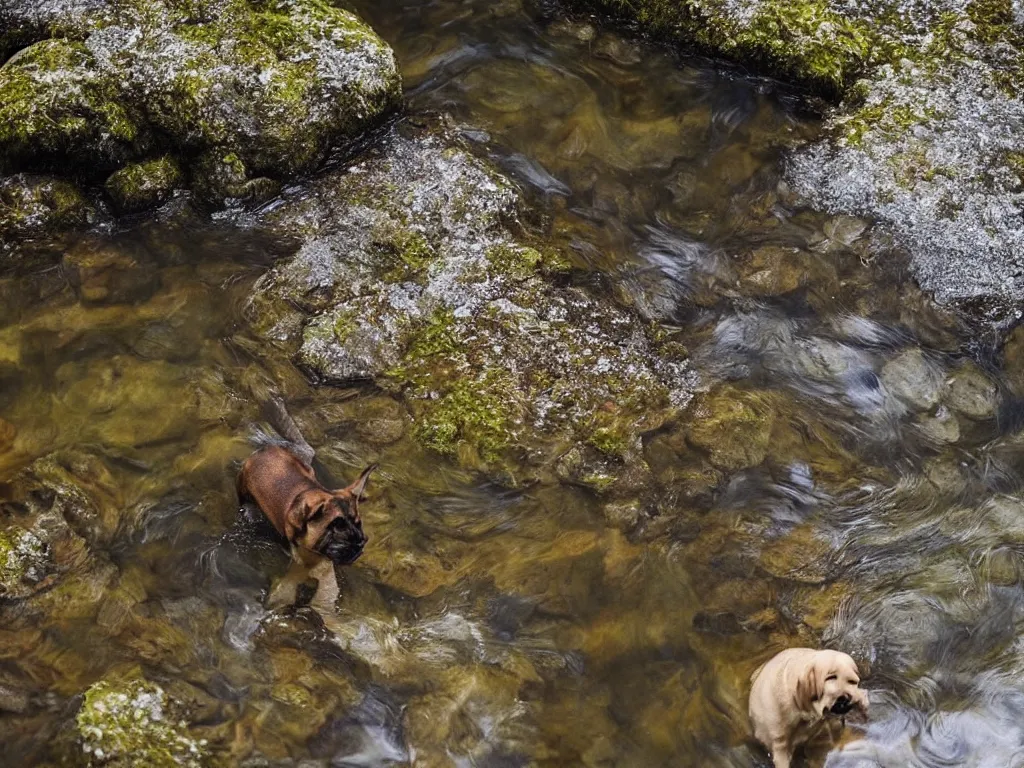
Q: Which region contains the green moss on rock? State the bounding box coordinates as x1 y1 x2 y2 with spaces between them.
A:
412 372 521 462
76 675 208 767
251 131 698 476
485 243 543 280
0 0 401 220
190 150 280 204
0 173 91 241
0 526 46 598
0 39 144 172
570 0 880 96
103 156 182 213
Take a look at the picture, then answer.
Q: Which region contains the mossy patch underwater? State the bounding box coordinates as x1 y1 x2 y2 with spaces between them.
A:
76 675 208 767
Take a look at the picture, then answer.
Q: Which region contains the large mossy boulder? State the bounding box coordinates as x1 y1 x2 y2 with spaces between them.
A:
0 0 401 239
250 128 698 479
569 0 1024 313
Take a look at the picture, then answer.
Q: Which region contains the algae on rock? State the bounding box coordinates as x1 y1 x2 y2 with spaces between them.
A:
250 128 698 476
0 173 92 240
0 0 401 233
104 157 182 213
76 674 208 767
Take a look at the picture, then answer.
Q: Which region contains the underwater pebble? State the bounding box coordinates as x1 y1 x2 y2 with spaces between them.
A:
880 347 944 412
944 363 999 421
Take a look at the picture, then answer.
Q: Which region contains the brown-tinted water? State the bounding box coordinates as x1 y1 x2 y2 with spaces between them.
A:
3 1 1024 767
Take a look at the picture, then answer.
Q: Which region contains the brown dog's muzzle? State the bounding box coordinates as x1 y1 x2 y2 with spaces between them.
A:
318 519 368 564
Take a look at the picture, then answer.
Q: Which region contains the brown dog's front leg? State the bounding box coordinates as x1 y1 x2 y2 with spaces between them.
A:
266 560 310 610
771 741 793 768
308 557 340 611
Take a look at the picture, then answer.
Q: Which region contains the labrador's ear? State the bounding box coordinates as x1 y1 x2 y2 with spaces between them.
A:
341 464 377 501
795 656 823 712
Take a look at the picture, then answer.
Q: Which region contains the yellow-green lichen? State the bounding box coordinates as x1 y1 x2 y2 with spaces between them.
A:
0 526 45 596
388 309 522 462
104 156 183 213
841 99 935 147
76 676 208 767
966 0 1016 46
332 309 359 344
412 372 521 462
716 0 878 95
486 244 543 280
587 425 634 459
377 227 436 280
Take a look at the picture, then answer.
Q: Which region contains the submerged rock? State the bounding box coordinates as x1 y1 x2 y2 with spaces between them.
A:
0 524 48 600
684 385 775 472
75 674 208 767
944 362 999 421
250 127 698 476
0 0 400 227
568 0 1024 313
0 450 117 604
880 348 943 412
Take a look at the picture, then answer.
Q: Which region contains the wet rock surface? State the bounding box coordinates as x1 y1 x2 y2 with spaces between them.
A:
250 127 699 476
75 674 209 767
0 0 400 239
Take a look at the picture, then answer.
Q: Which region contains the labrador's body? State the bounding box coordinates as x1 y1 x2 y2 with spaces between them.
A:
748 648 868 768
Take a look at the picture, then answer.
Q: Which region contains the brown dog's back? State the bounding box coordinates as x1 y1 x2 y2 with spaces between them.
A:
237 445 318 538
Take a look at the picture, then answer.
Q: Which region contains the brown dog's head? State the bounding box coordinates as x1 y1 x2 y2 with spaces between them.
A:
286 465 376 564
796 650 869 719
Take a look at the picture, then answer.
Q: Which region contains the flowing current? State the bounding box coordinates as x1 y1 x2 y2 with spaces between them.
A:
2 0 1023 765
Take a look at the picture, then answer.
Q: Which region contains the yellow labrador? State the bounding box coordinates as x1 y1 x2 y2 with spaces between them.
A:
748 648 868 768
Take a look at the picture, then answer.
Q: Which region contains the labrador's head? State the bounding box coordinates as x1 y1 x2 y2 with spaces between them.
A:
796 650 869 719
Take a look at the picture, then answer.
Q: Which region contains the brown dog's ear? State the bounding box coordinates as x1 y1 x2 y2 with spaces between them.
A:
795 656 823 712
283 498 312 544
341 464 377 501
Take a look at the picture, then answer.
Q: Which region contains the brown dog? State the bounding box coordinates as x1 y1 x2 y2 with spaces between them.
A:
237 444 374 567
748 648 868 768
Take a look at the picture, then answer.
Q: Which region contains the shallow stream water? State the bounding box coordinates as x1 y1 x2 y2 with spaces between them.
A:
3 0 1024 766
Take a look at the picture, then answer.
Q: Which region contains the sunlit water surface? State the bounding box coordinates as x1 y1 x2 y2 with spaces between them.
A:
2 0 1024 766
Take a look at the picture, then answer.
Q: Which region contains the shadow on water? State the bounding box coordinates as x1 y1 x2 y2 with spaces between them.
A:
2 0 1024 766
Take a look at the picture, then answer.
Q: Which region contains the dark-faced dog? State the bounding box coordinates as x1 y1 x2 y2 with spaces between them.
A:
235 397 377 609
237 444 375 568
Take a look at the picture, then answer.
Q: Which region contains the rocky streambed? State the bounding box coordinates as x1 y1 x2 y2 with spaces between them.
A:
567 0 1024 315
3 0 1024 766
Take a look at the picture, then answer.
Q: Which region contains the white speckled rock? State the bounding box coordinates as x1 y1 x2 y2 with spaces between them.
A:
250 127 699 475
